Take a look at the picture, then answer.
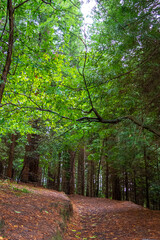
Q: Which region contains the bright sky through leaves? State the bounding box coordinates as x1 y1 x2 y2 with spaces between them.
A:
81 0 96 24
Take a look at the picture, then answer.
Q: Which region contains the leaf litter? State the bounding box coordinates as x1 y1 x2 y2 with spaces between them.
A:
0 181 160 240
64 195 160 240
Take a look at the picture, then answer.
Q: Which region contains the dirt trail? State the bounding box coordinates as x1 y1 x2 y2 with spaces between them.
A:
0 182 73 240
64 195 160 240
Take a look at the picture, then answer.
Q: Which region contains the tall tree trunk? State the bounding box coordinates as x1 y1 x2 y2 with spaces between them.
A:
96 139 105 197
7 134 16 179
47 164 55 189
125 171 129 201
133 170 137 203
69 150 76 195
56 153 61 191
105 161 109 198
62 150 76 194
77 147 85 195
20 133 40 183
86 160 90 197
90 160 95 197
112 169 121 200
86 160 95 197
0 161 4 177
0 0 14 103
144 146 150 208
61 151 69 194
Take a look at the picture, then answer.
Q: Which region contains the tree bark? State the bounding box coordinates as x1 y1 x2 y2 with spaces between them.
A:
0 0 14 103
86 160 95 197
105 161 109 198
125 171 129 201
69 150 76 195
96 139 105 197
47 165 55 189
133 170 137 204
7 134 16 179
0 161 4 177
77 147 85 195
21 133 40 183
144 146 150 208
112 169 121 200
56 153 61 191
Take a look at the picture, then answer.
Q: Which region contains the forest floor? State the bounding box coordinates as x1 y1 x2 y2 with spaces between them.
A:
0 180 72 240
64 195 160 240
0 181 160 240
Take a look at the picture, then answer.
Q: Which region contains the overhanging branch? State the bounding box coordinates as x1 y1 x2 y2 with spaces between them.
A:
0 102 72 121
76 115 160 137
14 0 30 10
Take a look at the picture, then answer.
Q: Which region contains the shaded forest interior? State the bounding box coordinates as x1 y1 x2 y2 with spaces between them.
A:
0 0 160 211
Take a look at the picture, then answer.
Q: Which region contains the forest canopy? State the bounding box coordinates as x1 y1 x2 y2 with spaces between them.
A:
0 0 160 209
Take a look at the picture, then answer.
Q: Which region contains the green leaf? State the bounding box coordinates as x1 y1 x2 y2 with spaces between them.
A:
0 118 4 124
14 211 21 214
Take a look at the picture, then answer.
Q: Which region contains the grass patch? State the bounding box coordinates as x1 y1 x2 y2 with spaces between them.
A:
10 186 31 196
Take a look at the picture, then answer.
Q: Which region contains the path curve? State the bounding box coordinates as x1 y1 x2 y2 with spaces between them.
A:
64 195 160 240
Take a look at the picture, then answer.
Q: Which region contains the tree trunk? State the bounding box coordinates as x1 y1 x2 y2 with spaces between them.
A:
21 133 40 183
91 160 95 197
144 146 150 208
105 161 109 198
0 0 14 103
77 147 85 195
69 150 76 195
47 165 55 189
133 170 137 203
62 151 69 194
56 153 61 191
96 139 105 197
0 161 4 177
61 150 76 195
7 134 16 179
125 171 129 201
86 160 95 197
112 169 121 200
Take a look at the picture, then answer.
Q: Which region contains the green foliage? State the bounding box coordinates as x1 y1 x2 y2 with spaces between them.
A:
12 186 30 194
0 0 159 209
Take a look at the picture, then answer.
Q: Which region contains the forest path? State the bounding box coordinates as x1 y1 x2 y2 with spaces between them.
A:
64 195 160 240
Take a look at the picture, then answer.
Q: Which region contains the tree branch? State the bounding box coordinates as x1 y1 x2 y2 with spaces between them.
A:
79 37 95 111
0 102 72 120
76 115 160 137
41 0 51 5
14 0 30 11
127 115 160 137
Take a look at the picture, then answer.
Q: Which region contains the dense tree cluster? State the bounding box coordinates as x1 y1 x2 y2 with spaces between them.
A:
0 0 160 209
